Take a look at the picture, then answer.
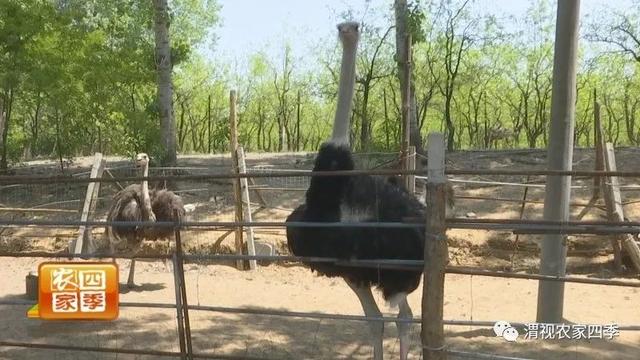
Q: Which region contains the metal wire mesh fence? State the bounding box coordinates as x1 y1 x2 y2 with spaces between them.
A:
0 148 639 359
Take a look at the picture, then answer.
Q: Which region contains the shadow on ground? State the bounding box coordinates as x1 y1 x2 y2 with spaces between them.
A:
1 291 638 360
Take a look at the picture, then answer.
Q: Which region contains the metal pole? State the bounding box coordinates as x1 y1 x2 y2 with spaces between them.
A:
537 0 581 323
172 253 187 359
174 221 194 359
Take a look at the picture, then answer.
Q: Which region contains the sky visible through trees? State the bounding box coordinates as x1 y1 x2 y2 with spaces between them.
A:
1 0 640 170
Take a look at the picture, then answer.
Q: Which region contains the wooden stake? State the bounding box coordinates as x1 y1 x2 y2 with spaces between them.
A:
248 177 269 208
237 146 257 270
406 145 416 193
69 152 105 256
229 90 244 270
603 143 640 272
422 133 448 360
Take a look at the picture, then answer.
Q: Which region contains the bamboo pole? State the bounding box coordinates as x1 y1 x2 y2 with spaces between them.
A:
422 133 448 360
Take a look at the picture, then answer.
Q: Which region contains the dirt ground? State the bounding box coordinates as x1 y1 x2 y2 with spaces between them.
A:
1 148 639 359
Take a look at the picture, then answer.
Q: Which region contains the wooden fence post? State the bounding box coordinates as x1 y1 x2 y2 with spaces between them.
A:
237 146 257 270
406 145 416 193
600 138 622 270
603 143 640 272
400 33 412 181
422 132 448 360
229 90 244 270
69 152 105 256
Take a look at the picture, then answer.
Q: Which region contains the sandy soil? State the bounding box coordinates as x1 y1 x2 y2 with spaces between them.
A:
1 148 639 359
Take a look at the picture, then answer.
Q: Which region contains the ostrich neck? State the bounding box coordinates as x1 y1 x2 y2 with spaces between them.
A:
140 164 155 221
330 40 357 146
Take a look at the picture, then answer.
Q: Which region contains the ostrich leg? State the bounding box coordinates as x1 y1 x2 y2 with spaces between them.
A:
127 258 136 288
346 280 384 360
127 249 140 288
110 243 116 264
163 240 173 273
395 295 413 360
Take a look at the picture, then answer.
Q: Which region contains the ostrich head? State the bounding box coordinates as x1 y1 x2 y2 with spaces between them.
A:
135 153 150 168
337 21 360 46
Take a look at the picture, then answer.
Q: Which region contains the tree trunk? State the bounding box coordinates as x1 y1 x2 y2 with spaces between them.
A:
444 92 455 150
383 88 391 149
153 0 177 166
54 109 65 174
409 83 422 152
30 93 41 157
0 96 5 171
360 86 371 151
257 101 264 150
178 101 186 150
0 89 13 171
278 119 285 152
207 94 212 153
296 89 301 151
394 0 423 155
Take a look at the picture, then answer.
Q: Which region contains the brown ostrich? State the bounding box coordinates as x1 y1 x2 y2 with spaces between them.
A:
106 153 185 288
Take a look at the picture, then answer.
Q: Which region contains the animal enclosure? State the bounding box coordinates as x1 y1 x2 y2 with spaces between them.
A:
0 138 639 360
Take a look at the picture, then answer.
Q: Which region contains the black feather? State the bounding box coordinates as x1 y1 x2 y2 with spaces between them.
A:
286 143 426 300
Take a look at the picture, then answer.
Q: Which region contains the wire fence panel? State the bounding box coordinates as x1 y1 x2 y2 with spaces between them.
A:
1 155 639 359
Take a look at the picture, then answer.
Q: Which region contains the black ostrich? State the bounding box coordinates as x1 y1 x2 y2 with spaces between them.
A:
106 153 185 288
286 22 427 360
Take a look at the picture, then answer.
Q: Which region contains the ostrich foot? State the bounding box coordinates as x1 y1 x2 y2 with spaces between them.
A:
126 259 137 288
163 258 174 273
